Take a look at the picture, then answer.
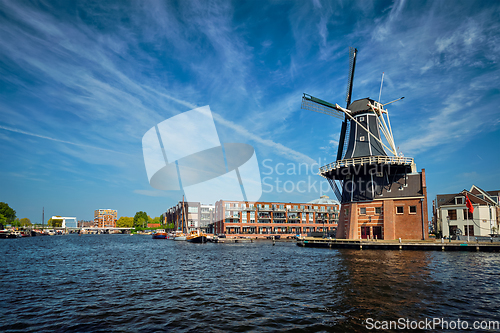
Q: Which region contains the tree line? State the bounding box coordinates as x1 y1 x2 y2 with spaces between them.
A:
117 211 172 229
1 202 172 230
0 202 31 227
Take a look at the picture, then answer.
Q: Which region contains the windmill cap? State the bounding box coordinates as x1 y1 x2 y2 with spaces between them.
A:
348 97 376 115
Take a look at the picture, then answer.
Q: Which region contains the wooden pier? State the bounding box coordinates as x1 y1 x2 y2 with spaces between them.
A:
296 238 500 252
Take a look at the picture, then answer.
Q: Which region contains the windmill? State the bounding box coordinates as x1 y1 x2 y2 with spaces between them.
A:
301 47 416 204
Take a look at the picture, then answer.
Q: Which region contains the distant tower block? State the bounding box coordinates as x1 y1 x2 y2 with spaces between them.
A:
301 47 428 240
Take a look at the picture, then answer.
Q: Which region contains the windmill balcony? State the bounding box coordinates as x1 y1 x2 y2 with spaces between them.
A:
319 156 415 175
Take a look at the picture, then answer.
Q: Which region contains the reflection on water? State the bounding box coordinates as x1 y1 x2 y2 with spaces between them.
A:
0 235 499 332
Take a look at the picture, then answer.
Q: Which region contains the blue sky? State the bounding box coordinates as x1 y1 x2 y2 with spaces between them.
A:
1 0 499 223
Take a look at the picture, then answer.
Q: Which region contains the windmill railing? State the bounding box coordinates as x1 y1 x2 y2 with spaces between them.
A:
319 156 414 174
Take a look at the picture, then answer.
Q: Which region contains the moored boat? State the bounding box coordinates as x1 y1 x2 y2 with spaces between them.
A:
186 230 207 243
173 230 186 241
152 230 167 239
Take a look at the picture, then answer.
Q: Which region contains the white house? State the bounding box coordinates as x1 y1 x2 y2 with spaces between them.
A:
435 186 498 239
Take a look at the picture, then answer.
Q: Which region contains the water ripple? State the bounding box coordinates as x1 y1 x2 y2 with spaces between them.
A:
1 235 500 332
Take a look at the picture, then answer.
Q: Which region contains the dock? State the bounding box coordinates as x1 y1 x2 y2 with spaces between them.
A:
210 237 254 243
297 238 500 252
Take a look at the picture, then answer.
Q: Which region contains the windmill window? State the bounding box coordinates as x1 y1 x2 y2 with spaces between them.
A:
360 136 365 141
359 117 364 121
376 172 383 177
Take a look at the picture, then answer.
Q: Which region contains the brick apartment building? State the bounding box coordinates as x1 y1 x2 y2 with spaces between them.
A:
164 201 214 233
214 196 339 237
94 209 117 228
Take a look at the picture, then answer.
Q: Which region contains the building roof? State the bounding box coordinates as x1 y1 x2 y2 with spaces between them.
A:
438 190 492 207
469 185 498 205
307 195 340 206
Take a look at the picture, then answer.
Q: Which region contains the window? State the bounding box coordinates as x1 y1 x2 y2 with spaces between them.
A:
360 207 366 215
188 207 198 213
463 209 473 220
359 116 364 121
409 206 417 214
448 209 457 220
456 197 463 205
375 207 382 214
396 206 404 214
360 136 365 141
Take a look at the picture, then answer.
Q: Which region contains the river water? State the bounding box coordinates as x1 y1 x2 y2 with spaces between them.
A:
1 235 499 332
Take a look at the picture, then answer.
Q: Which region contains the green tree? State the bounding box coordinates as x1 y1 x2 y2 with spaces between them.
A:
19 218 31 227
133 211 148 228
0 202 16 224
136 217 146 228
11 218 21 227
117 216 134 228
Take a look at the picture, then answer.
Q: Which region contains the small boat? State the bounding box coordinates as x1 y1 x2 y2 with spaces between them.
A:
166 232 176 240
152 230 167 239
174 234 186 241
186 230 207 243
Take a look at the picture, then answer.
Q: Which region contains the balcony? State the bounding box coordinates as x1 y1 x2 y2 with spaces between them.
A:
288 208 302 212
258 206 273 212
258 215 271 219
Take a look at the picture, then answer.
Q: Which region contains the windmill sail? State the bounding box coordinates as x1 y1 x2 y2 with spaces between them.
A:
336 47 357 161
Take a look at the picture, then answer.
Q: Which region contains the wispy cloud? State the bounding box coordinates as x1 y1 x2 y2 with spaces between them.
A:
0 125 130 155
212 112 316 165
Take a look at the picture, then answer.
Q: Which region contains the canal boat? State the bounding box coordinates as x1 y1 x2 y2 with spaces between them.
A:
186 230 207 243
152 230 167 239
173 231 187 241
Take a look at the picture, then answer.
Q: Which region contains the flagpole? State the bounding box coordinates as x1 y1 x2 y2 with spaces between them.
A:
467 207 469 242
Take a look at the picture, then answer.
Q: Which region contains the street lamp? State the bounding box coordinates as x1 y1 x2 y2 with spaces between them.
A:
446 216 450 243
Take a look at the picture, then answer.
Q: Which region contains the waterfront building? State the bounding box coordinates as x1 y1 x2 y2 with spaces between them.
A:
213 196 339 237
78 220 94 228
51 216 78 228
94 209 117 228
434 186 499 238
164 201 214 233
